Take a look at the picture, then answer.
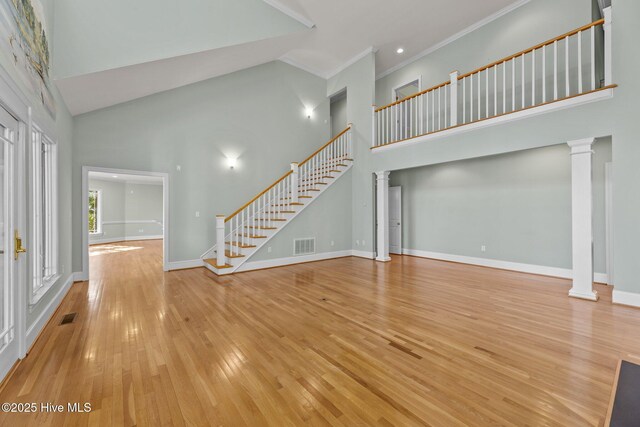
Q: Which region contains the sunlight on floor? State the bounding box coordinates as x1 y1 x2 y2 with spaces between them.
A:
89 244 143 256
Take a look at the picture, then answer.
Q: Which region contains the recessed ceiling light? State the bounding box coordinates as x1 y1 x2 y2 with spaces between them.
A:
396 48 405 54
112 175 118 178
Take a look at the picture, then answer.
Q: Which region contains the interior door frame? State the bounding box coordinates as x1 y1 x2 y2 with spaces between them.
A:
605 162 613 285
391 76 422 102
389 186 402 255
81 166 170 280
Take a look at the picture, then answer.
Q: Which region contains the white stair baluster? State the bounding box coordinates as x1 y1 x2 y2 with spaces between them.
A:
542 45 546 103
511 58 516 111
532 48 536 106
578 30 583 94
566 36 570 97
521 54 525 109
216 216 226 266
590 25 595 90
554 40 558 100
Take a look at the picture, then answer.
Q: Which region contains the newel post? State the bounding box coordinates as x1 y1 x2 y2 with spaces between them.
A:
603 6 612 86
291 162 299 204
372 105 377 147
449 70 459 126
216 215 226 266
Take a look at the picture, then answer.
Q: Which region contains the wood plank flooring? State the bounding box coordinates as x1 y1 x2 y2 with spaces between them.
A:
1 240 639 426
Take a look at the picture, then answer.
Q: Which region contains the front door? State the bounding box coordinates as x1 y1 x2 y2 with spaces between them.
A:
0 105 21 380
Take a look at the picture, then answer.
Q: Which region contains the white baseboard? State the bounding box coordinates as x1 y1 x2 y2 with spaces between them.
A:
351 250 376 259
236 250 354 272
402 249 609 284
89 235 163 245
167 259 203 271
25 272 79 352
612 290 640 308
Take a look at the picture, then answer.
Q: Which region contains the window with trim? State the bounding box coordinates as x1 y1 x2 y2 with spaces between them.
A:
88 190 101 235
30 126 58 305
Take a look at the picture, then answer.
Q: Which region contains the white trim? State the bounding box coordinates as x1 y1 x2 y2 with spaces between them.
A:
376 0 532 80
82 166 170 281
261 0 315 28
605 162 613 286
391 76 422 102
373 88 615 153
101 220 162 225
612 290 640 308
167 259 203 271
236 250 353 272
402 249 608 283
89 235 164 245
351 250 376 259
279 57 327 79
326 47 376 80
24 272 78 352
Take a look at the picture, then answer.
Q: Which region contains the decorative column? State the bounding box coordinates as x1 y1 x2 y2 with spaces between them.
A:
603 6 612 86
290 163 299 204
449 71 459 126
568 138 597 301
216 215 226 267
376 171 391 262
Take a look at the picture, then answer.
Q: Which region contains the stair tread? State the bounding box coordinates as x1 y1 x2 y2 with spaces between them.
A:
226 241 256 248
204 259 234 269
240 234 267 238
256 218 287 222
246 226 278 230
266 210 295 214
225 250 245 258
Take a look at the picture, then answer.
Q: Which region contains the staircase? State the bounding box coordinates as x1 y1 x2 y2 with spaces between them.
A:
201 126 353 275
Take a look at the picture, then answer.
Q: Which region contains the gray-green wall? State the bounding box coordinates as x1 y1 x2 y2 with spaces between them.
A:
390 140 611 274
88 178 163 243
73 61 332 267
330 95 348 137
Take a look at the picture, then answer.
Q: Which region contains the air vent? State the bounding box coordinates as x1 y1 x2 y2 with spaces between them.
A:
60 313 77 325
293 238 315 256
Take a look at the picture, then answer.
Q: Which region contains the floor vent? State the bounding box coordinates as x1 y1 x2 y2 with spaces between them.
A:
60 313 77 325
294 238 315 256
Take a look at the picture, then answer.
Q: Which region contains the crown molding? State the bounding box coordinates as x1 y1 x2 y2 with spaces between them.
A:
376 0 531 80
262 0 315 29
278 55 328 79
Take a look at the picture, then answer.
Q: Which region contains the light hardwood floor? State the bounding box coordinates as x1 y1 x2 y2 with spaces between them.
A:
1 240 638 426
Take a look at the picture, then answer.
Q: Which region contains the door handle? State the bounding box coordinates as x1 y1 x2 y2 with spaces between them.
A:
14 230 26 260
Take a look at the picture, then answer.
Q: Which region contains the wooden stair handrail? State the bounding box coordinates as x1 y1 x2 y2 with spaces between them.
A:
225 170 293 223
299 125 351 166
375 81 450 113
458 18 605 80
225 125 352 223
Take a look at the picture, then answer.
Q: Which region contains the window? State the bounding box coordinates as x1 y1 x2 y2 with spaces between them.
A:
88 190 101 234
30 126 58 304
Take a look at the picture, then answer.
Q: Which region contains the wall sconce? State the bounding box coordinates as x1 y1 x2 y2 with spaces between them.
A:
227 157 237 169
305 107 314 119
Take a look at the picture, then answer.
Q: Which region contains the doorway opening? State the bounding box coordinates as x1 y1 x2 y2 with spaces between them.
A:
81 167 169 281
329 89 347 138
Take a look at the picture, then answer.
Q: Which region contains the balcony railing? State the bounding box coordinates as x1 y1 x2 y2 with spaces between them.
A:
373 8 614 149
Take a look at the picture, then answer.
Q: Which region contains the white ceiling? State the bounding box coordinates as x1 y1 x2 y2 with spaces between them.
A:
56 0 528 115
89 171 163 185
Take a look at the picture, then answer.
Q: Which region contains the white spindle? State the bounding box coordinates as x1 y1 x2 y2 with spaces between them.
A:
554 41 558 100
477 72 481 120
532 49 536 106
493 66 497 116
565 36 570 97
590 25 595 90
462 77 466 123
521 54 525 109
542 45 546 103
470 75 474 122
511 58 516 111
502 62 506 114
603 7 612 86
485 68 489 118
578 30 583 93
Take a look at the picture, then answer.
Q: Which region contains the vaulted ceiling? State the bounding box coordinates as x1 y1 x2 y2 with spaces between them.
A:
52 0 527 115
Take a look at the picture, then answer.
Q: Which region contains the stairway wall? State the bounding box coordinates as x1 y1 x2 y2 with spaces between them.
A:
72 61 331 269
250 168 353 263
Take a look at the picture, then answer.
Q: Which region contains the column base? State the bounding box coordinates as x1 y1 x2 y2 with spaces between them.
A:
375 256 391 262
568 288 599 301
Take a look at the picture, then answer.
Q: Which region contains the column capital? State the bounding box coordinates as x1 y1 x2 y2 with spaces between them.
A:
567 137 595 154
375 170 390 180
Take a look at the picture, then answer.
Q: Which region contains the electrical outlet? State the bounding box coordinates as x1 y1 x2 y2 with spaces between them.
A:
356 240 360 246
195 211 200 218
481 245 486 252
331 240 335 246
139 229 144 233
362 240 366 246
176 165 181 171
268 246 272 253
